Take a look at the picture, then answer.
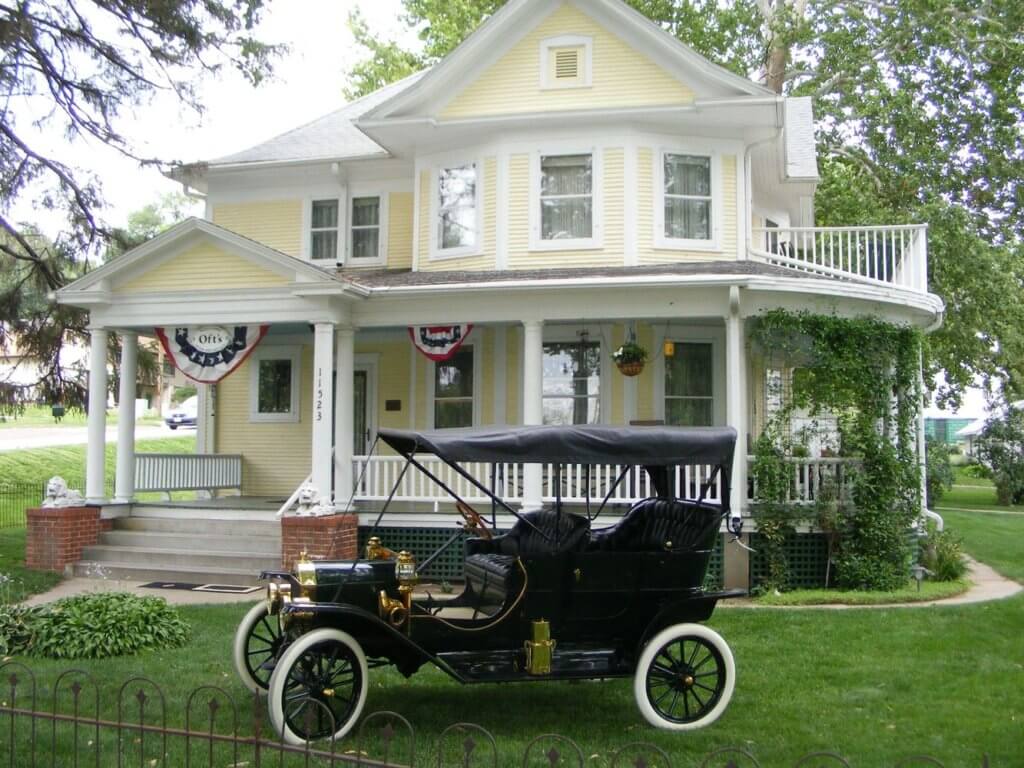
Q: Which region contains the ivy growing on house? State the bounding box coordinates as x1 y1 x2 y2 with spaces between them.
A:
748 310 923 591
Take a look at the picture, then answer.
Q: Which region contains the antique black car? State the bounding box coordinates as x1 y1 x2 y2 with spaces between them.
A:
233 425 744 744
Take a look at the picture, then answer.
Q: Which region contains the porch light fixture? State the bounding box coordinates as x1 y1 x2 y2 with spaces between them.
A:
663 340 675 358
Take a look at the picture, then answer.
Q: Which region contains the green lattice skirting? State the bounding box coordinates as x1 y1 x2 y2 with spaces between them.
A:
749 532 831 590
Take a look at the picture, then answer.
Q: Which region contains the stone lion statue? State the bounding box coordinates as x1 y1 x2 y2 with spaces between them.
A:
290 482 334 517
42 476 85 508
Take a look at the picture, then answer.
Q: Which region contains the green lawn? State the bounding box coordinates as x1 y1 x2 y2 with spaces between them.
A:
0 435 195 485
3 596 1020 764
0 528 61 603
756 577 970 605
0 404 162 429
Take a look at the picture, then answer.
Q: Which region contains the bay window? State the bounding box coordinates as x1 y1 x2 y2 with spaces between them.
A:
656 150 719 249
436 163 478 254
539 153 593 243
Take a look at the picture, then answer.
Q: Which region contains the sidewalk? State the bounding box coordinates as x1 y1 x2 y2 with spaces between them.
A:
25 577 260 607
724 558 1021 610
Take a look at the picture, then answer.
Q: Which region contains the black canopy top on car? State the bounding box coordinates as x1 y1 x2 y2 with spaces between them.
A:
377 425 737 467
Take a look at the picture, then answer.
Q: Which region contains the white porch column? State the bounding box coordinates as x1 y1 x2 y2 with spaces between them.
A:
85 327 109 502
334 327 356 509
522 319 544 511
114 332 138 503
725 287 747 526
311 323 335 508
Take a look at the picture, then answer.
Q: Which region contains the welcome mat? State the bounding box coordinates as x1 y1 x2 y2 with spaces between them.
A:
139 582 262 594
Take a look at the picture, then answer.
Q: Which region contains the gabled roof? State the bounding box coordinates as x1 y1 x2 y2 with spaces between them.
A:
57 218 341 296
202 72 427 169
362 0 774 122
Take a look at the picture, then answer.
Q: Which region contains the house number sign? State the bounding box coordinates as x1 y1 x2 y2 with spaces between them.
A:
155 324 270 384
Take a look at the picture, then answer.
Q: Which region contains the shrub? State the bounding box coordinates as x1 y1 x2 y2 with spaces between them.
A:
0 603 41 656
919 522 969 581
975 403 1024 505
926 439 954 507
28 593 189 659
962 462 992 480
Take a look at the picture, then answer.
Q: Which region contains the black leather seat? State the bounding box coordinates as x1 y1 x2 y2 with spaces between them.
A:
588 497 721 553
463 510 591 605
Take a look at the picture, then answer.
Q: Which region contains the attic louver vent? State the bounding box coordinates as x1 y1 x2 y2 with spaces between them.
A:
554 48 580 80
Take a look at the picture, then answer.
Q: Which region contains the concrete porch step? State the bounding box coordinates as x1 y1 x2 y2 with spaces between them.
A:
69 561 267 588
79 544 279 573
98 530 281 555
112 516 282 537
128 505 280 522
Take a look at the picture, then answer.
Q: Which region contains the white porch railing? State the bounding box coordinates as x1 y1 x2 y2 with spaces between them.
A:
352 455 722 505
134 453 243 493
751 224 928 293
746 456 856 505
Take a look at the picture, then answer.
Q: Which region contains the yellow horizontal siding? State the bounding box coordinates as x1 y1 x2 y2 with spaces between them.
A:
115 243 288 293
483 157 497 261
440 4 694 120
508 148 624 269
213 200 302 257
638 152 740 264
387 192 414 270
216 346 311 497
479 328 494 425
506 326 520 424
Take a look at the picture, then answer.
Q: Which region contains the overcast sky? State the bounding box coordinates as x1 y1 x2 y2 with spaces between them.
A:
11 0 987 419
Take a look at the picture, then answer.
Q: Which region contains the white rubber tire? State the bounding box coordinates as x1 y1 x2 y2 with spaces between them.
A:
634 623 735 731
267 628 369 746
233 602 281 696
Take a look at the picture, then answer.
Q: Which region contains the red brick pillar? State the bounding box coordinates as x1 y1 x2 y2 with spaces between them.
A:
281 514 359 571
25 506 111 573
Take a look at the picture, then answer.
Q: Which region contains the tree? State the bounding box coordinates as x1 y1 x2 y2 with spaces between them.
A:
346 0 1024 406
976 399 1024 506
0 0 280 411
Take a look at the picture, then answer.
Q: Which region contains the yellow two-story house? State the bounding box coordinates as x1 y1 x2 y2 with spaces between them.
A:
55 0 942 587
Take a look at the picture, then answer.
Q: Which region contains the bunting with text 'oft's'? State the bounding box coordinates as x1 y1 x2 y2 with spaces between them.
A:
155 325 270 383
408 324 474 361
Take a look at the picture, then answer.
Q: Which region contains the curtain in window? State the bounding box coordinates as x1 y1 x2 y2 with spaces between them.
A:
351 197 380 259
438 165 476 250
541 154 592 240
664 154 711 240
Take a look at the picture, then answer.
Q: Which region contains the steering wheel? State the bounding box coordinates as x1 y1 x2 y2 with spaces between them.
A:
455 500 493 540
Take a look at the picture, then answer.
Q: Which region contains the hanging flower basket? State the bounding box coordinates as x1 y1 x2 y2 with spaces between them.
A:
612 341 648 377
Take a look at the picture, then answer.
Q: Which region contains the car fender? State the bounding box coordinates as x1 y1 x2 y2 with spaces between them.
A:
636 589 746 656
284 603 457 680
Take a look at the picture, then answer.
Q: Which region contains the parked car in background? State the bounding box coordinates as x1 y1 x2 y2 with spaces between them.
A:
165 395 198 430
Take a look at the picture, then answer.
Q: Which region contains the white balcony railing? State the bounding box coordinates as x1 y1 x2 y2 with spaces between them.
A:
135 453 242 494
745 456 856 505
352 455 722 506
751 224 928 293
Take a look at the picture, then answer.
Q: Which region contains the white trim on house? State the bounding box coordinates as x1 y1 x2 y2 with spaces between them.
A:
529 145 604 252
428 154 485 261
249 345 302 423
304 194 347 265
539 34 593 90
653 145 724 252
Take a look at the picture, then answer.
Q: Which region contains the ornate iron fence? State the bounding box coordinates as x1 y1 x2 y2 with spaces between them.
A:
0 662 992 767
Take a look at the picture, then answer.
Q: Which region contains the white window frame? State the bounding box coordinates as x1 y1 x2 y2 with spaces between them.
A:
530 147 603 252
306 197 345 264
541 325 611 425
429 159 483 261
662 340 716 427
249 346 301 424
654 147 723 251
539 35 593 90
427 342 481 428
652 326 725 426
347 191 389 266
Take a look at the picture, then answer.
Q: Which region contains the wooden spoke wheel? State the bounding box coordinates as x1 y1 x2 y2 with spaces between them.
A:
233 602 287 695
267 629 368 745
634 624 735 730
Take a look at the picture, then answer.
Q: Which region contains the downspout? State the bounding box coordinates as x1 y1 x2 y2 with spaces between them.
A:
919 314 945 531
743 121 784 257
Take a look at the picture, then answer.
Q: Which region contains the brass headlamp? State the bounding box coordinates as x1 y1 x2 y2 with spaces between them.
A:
379 550 417 632
295 550 317 597
267 581 292 614
395 550 418 587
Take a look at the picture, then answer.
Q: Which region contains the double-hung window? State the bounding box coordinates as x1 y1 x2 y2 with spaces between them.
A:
664 342 713 426
539 154 593 244
310 200 340 261
436 163 478 255
658 152 716 248
542 340 601 425
350 196 382 262
433 347 474 428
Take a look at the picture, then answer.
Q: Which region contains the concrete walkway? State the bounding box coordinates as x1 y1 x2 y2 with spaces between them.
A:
724 557 1022 610
25 577 260 607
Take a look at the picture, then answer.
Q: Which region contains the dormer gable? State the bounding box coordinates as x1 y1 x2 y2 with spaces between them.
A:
362 0 772 124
